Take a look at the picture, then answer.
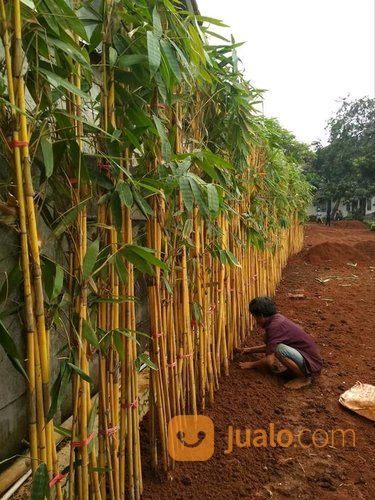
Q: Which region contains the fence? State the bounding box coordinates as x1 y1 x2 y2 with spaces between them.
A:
0 1 310 498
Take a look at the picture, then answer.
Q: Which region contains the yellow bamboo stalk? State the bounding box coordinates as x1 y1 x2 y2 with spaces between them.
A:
0 0 39 473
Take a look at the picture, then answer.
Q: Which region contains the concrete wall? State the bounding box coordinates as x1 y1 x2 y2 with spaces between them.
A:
0 216 74 463
0 210 149 464
0 226 28 464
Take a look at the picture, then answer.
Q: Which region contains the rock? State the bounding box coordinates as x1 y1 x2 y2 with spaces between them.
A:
181 476 192 486
287 293 306 299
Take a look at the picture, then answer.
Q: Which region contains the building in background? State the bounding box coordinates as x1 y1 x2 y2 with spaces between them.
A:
307 196 375 220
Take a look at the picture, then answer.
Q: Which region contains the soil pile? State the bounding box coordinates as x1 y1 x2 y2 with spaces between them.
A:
354 240 375 261
304 241 369 266
333 220 367 230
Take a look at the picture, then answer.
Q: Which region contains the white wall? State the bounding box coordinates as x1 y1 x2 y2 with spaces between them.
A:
308 196 375 217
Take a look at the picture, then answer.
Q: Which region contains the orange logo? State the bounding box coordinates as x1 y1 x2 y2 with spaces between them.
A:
167 415 214 461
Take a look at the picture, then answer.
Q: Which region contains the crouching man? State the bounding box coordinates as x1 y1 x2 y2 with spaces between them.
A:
239 297 323 389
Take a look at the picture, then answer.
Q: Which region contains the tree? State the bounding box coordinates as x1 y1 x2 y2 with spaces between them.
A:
306 97 375 214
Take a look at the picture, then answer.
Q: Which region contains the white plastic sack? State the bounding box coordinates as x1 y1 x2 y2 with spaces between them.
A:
339 381 375 421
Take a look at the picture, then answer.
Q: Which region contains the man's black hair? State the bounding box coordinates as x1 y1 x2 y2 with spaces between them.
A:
249 297 277 317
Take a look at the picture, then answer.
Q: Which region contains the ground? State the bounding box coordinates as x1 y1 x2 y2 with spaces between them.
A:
142 221 375 499
8 222 375 498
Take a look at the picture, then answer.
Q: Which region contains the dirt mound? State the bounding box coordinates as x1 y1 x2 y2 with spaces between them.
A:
333 220 367 230
355 240 375 260
304 241 369 266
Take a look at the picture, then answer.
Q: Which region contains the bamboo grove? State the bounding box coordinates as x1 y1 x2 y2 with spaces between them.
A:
0 0 311 498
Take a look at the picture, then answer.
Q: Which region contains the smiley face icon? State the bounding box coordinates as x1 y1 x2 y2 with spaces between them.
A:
167 415 214 461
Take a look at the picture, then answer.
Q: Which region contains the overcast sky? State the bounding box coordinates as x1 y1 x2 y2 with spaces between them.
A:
202 0 375 145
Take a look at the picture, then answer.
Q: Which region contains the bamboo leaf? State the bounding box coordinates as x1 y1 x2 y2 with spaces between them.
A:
170 40 193 78
109 47 117 68
53 200 88 238
160 39 181 81
82 239 100 280
247 227 266 250
42 258 64 301
122 245 168 271
137 353 158 371
191 15 229 27
21 0 35 7
54 425 71 438
47 361 70 422
30 463 48 500
110 192 123 232
87 396 98 454
231 35 238 73
39 68 89 99
0 320 27 379
40 137 54 178
153 115 171 161
207 184 219 216
116 181 133 208
117 54 147 68
203 150 234 170
82 319 99 349
114 255 128 284
192 302 203 323
116 328 140 340
52 263 64 300
113 330 124 361
162 275 173 294
121 249 153 275
147 31 161 76
48 0 89 41
56 110 119 141
42 259 55 300
179 176 194 211
120 245 167 275
182 219 193 239
152 6 163 39
90 23 102 51
132 189 154 217
189 177 208 217
47 36 89 67
225 249 241 267
68 362 93 384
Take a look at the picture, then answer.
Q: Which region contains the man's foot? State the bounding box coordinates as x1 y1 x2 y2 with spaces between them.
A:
239 361 253 370
284 377 311 389
277 368 295 382
271 365 288 374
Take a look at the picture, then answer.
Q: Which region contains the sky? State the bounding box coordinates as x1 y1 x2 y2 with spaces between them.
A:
202 0 375 145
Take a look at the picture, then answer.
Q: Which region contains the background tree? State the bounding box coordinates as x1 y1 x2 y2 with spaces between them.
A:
305 97 375 215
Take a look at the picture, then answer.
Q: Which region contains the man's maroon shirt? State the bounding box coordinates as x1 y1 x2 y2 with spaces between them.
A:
264 313 323 374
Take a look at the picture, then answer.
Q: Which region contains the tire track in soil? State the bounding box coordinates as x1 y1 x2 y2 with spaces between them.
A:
142 222 375 500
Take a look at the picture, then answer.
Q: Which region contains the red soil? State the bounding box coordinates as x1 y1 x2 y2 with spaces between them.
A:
142 221 375 500
303 242 369 266
355 240 375 260
334 220 369 230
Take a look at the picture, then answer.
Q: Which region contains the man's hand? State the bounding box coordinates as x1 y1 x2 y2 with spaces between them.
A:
239 361 256 370
239 354 275 371
235 344 267 355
